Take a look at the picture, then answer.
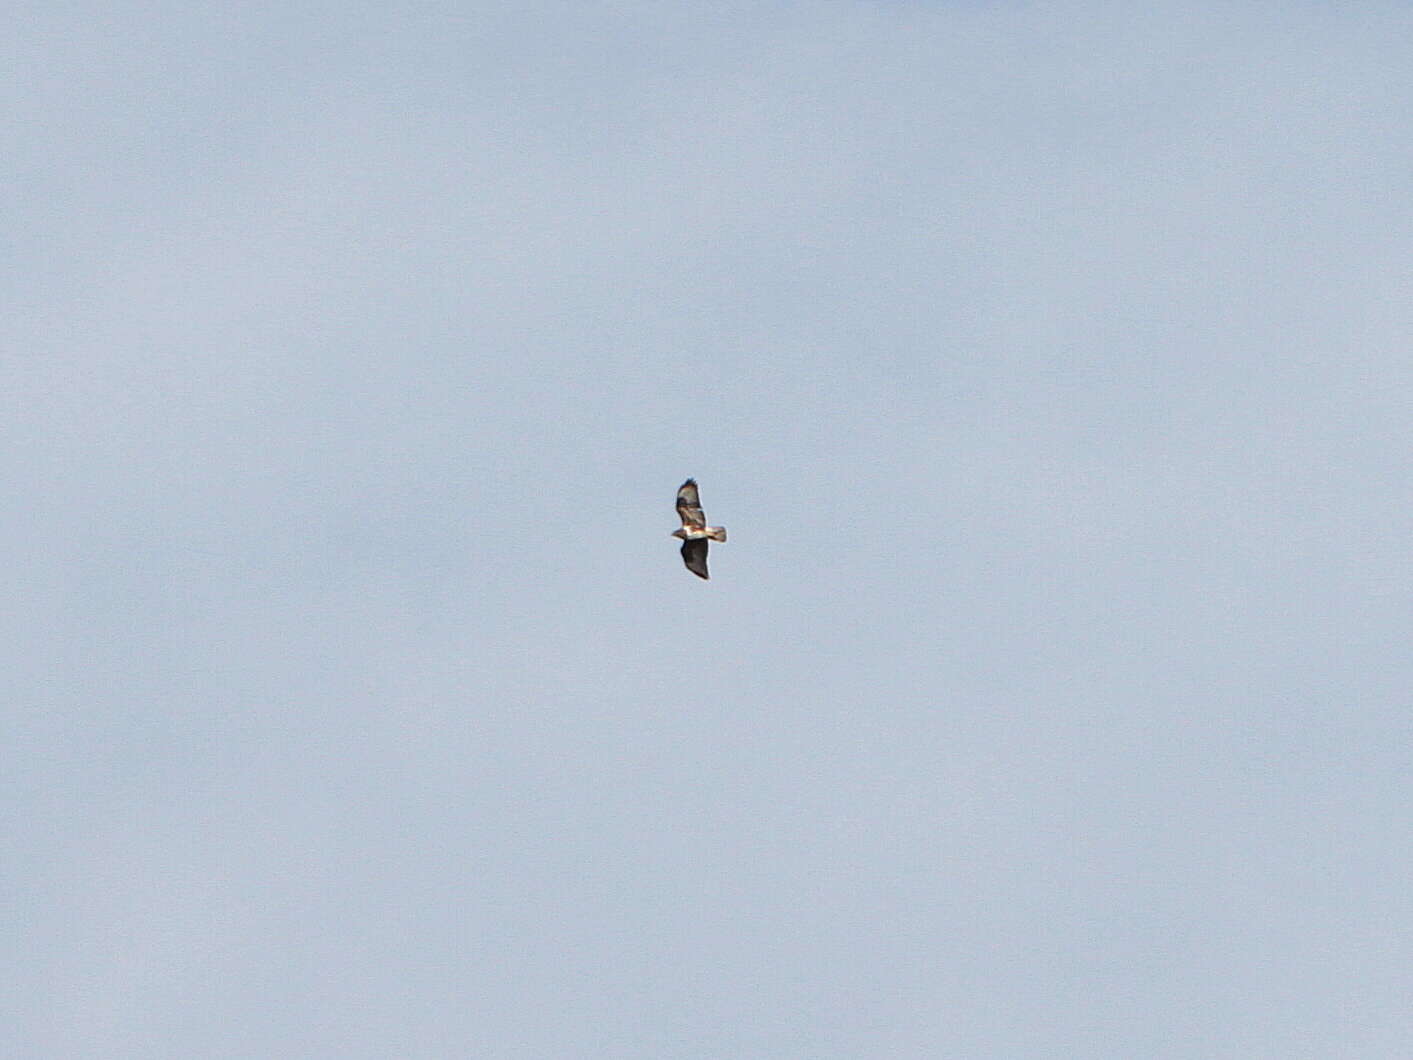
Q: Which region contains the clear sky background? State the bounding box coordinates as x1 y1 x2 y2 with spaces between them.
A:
6 3 1411 1057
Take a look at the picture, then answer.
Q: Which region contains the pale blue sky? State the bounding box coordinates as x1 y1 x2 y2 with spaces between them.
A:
6 3 1412 1056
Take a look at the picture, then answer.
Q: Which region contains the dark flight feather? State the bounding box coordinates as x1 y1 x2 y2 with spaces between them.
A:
680 537 710 579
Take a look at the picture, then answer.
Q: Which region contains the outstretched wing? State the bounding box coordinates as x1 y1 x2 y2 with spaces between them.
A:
676 478 706 530
680 537 710 579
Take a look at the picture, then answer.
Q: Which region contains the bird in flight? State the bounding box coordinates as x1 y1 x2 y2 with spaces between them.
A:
671 479 727 579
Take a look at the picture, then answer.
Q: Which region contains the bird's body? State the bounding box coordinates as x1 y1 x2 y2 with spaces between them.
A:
672 479 726 579
672 526 724 541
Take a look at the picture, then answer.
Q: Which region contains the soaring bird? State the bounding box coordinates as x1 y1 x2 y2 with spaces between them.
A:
671 479 727 579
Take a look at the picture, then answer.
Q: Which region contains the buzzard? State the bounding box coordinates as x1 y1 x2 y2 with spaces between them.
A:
671 478 727 580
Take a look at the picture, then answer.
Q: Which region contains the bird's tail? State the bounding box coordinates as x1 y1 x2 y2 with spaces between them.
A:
706 526 727 542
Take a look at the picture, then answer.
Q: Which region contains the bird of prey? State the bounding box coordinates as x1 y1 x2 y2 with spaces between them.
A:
671 478 727 579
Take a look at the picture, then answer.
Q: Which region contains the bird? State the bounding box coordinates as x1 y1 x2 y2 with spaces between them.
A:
671 478 727 579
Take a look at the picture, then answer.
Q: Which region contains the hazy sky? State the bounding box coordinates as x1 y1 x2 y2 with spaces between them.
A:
6 3 1412 1056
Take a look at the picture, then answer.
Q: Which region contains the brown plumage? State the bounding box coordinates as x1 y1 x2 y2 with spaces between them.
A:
671 478 727 579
